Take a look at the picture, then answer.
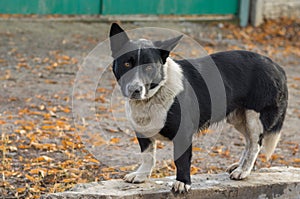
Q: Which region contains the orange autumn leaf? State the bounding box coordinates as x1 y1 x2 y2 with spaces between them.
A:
130 137 138 144
101 167 115 172
42 57 50 63
109 137 120 144
25 174 37 182
41 125 57 130
43 120 53 125
56 120 67 127
23 125 33 131
31 142 57 151
259 154 267 163
119 165 135 171
17 62 29 68
293 158 300 163
29 168 47 175
18 145 30 149
87 158 99 164
16 187 26 193
62 140 76 148
157 141 164 149
43 113 51 119
92 136 107 147
190 166 199 175
270 154 282 161
47 169 61 175
44 79 57 84
32 155 53 162
29 186 41 193
62 178 77 183
61 55 71 61
3 171 19 177
96 87 109 93
0 58 7 63
223 149 231 157
61 107 70 113
192 147 203 152
95 96 106 103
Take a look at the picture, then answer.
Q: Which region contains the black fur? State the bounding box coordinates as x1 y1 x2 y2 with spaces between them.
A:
159 50 288 139
136 132 152 152
177 50 287 133
174 144 192 185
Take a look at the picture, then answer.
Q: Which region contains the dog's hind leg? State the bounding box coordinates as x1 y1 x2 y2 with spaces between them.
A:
227 109 263 180
124 135 156 183
226 109 248 173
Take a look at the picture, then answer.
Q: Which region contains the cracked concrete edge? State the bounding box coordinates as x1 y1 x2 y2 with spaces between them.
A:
41 167 300 199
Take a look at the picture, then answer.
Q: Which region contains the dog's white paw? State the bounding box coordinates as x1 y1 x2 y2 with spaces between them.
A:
172 180 191 193
229 167 250 180
123 172 148 183
226 162 239 174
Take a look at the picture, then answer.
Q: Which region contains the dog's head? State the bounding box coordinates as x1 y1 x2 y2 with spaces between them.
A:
109 23 182 100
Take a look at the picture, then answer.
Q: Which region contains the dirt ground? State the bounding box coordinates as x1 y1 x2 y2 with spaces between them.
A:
0 17 299 198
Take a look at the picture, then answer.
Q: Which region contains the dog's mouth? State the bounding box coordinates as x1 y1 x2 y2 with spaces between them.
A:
129 93 142 100
149 83 159 90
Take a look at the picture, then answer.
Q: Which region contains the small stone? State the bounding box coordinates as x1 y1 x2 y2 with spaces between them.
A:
155 181 164 185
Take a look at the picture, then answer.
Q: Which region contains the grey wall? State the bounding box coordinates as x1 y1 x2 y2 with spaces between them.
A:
251 0 300 26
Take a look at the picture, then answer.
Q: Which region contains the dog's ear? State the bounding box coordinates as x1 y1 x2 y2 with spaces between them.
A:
109 23 130 57
154 35 183 63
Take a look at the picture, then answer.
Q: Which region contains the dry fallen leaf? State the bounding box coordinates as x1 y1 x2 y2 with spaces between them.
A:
109 137 120 144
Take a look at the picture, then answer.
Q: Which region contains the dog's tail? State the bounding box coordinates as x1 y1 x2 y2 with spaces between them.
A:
260 77 287 160
263 132 281 160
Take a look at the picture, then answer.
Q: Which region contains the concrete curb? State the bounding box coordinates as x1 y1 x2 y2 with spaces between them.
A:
42 167 300 199
0 14 235 23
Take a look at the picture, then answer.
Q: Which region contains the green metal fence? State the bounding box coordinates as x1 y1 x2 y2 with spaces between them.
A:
0 0 239 15
102 0 238 15
0 0 101 15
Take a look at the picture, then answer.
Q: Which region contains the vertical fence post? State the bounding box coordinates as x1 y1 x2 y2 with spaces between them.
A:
99 0 103 14
250 0 264 26
239 0 250 27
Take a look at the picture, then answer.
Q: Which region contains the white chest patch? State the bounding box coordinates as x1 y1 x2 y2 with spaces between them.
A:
125 58 184 139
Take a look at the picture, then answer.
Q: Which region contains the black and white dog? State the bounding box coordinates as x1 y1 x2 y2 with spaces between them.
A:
109 23 288 193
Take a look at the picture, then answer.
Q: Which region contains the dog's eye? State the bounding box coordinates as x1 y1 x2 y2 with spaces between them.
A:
145 65 153 71
124 62 130 67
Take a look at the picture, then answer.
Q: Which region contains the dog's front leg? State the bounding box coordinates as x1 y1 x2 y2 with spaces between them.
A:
124 134 156 183
172 141 192 193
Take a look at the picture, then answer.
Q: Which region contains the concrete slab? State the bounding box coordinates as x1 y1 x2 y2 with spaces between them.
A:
42 167 300 199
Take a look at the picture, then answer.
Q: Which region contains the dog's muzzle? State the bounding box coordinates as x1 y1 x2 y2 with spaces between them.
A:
127 84 144 99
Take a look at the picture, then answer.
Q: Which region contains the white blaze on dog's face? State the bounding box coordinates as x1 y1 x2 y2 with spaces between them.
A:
109 23 182 100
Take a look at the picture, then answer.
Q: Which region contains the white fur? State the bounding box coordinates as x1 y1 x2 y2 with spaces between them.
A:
126 69 146 99
227 109 263 180
124 140 156 183
263 132 281 160
172 180 191 193
126 58 184 139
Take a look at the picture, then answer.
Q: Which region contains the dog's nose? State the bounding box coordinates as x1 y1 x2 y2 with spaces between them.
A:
128 84 142 95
